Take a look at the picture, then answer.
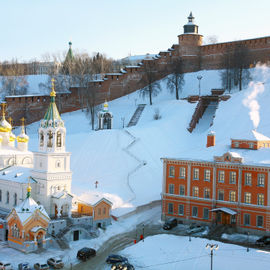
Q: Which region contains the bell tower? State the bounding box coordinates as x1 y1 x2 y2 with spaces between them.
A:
178 12 203 57
31 79 72 217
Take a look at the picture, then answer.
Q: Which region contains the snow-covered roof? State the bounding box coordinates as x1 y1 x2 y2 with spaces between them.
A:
105 73 123 76
0 145 32 156
30 226 45 233
76 193 112 207
232 130 270 141
125 66 140 68
14 197 49 224
210 207 237 215
0 166 34 184
51 190 73 199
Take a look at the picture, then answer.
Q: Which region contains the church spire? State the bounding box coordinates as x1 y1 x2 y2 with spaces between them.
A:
183 11 199 34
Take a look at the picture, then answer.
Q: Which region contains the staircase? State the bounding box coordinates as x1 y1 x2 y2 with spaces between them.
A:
127 104 146 127
194 101 218 132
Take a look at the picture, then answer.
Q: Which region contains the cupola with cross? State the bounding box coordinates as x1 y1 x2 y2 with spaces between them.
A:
39 78 66 153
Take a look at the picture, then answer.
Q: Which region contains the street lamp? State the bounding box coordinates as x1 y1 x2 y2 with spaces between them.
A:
206 243 219 270
197 75 202 96
247 232 250 252
121 117 125 128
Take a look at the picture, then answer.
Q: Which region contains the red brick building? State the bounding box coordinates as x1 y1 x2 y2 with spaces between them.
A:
161 132 270 234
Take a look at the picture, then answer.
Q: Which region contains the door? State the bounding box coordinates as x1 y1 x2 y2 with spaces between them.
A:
73 230 79 241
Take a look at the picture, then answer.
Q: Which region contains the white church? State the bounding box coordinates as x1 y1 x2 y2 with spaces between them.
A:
0 82 73 218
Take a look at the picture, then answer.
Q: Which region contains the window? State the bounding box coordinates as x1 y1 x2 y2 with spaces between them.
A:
218 190 224 201
245 173 252 186
169 166 175 177
47 131 53 147
203 208 209 220
258 174 265 187
56 131 61 147
218 170 225 183
248 142 254 149
244 214 250 226
257 194 264 205
98 208 101 215
204 188 210 199
168 184 175 194
244 193 251 204
14 193 17 206
0 190 1 202
229 171 236 184
229 191 236 202
179 185 185 196
192 206 198 217
168 203 173 214
234 142 239 148
179 167 186 178
257 216 263 227
193 186 199 197
103 208 106 214
193 168 199 180
178 204 184 216
40 132 44 147
6 191 9 204
204 169 211 181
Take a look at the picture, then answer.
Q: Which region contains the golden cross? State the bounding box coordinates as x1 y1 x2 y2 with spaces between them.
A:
51 78 55 92
1 103 6 118
21 117 25 126
8 117 13 125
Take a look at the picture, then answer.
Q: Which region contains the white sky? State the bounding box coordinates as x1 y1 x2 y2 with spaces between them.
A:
1 0 270 61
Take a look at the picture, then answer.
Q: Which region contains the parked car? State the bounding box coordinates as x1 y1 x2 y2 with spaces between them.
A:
106 255 128 264
111 262 135 270
77 247 96 261
186 225 204 234
256 236 270 246
163 218 177 230
47 258 64 269
0 262 13 270
33 263 49 270
18 263 31 270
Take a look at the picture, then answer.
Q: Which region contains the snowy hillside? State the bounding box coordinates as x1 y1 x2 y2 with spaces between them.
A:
22 66 270 216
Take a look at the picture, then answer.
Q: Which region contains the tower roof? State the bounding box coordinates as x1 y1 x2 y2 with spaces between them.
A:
183 12 198 34
0 103 12 133
65 41 74 63
41 79 64 128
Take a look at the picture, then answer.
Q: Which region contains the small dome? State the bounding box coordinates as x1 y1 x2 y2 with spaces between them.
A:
0 119 12 133
9 132 16 142
17 132 29 143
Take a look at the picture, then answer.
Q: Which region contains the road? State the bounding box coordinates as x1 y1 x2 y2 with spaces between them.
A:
72 223 189 270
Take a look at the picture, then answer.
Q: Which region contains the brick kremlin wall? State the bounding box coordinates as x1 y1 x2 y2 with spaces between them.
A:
4 32 270 126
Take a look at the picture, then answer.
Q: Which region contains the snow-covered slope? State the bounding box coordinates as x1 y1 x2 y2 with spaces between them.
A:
23 66 270 216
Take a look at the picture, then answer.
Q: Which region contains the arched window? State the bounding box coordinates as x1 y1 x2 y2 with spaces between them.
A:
47 131 53 147
6 191 9 204
14 193 17 206
56 131 61 147
40 132 44 147
0 190 2 202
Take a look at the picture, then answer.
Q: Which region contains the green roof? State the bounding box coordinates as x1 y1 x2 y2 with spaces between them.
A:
43 96 62 128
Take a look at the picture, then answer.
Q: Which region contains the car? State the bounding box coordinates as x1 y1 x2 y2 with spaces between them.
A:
256 236 270 246
77 247 96 261
111 262 135 270
163 218 178 230
186 225 204 234
106 255 128 264
33 263 49 270
0 262 13 270
46 258 64 269
18 263 32 270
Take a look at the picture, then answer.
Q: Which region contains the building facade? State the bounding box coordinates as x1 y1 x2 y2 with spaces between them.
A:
161 133 270 234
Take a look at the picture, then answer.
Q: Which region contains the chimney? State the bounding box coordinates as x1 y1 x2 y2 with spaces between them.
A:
207 131 215 147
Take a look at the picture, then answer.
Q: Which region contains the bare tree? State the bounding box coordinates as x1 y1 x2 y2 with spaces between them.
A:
0 59 28 96
220 44 251 92
139 60 161 105
167 58 185 100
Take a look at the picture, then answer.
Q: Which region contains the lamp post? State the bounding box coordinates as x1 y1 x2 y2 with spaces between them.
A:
197 75 202 96
247 232 250 252
206 243 219 270
121 117 125 128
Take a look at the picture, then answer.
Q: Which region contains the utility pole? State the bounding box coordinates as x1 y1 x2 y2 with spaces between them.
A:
197 75 202 96
206 243 219 270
